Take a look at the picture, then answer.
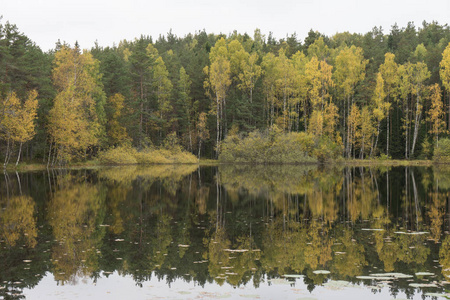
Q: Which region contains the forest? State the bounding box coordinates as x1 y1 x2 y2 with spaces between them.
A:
2 20 450 165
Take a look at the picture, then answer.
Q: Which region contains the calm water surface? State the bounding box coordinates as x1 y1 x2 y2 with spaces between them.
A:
1 165 450 299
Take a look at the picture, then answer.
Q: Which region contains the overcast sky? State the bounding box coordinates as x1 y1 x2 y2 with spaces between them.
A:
1 0 449 51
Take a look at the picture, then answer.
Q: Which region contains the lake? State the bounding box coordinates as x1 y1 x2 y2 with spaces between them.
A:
1 165 450 299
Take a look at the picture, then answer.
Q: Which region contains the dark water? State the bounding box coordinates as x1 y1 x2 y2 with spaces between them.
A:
1 165 450 299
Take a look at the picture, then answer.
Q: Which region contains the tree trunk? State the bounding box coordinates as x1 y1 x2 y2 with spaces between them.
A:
411 89 422 156
4 136 10 168
47 142 52 169
216 93 220 158
386 112 390 156
15 142 23 167
6 140 13 166
371 122 380 157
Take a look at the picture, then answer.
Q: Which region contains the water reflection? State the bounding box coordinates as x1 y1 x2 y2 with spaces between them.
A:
1 165 450 298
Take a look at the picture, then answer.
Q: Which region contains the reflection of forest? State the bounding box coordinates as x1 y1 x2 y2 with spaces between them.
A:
0 165 450 298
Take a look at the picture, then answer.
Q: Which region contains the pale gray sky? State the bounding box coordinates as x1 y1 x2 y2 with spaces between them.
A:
1 0 449 51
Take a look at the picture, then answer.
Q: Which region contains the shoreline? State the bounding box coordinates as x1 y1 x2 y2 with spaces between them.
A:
3 158 440 172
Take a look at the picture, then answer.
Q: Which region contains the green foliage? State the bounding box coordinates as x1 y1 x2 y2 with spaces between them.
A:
419 138 433 160
433 138 450 162
313 136 343 163
219 128 324 164
377 153 391 161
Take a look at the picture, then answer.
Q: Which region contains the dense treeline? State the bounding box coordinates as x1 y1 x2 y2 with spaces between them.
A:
2 20 450 164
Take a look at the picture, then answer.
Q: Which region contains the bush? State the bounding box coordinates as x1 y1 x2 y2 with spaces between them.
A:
98 146 138 165
377 153 391 161
219 128 323 164
98 145 198 165
313 136 342 163
434 138 450 162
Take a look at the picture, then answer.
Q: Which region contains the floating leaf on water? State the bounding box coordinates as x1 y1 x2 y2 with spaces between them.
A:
415 272 434 276
394 231 429 235
370 273 413 279
424 293 449 298
312 270 330 275
409 283 438 288
356 276 392 280
283 274 304 278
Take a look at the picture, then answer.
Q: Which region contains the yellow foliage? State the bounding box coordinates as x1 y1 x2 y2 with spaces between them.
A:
1 90 38 143
49 46 105 161
440 42 450 92
428 84 446 144
0 195 37 248
98 145 198 165
107 93 129 145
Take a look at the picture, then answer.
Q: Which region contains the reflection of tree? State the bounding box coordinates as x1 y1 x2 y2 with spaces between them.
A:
261 220 307 275
440 236 450 278
1 164 449 297
48 182 106 284
106 185 129 235
344 167 380 222
428 179 445 242
331 226 367 278
304 221 333 270
0 195 37 248
203 227 231 286
146 214 172 270
376 232 429 272
98 165 198 185
219 164 317 197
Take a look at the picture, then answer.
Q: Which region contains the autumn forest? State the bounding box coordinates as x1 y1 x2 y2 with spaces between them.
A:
2 20 450 165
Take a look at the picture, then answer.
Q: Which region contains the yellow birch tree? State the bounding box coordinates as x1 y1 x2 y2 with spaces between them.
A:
440 42 450 130
48 46 105 163
204 38 231 156
1 90 38 166
427 83 446 146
